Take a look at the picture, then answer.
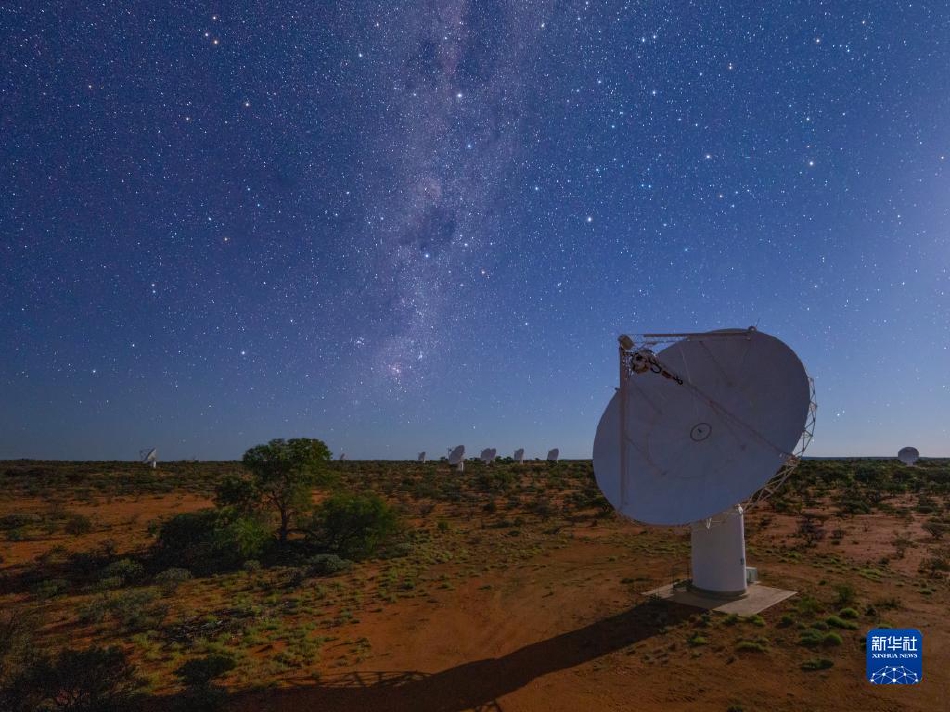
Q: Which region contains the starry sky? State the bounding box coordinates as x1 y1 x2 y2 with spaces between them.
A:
2 2 948 461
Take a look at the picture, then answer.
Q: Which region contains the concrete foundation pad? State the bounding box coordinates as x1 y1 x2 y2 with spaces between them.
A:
643 582 796 615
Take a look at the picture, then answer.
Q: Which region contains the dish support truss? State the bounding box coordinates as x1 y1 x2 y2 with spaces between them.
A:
618 328 818 528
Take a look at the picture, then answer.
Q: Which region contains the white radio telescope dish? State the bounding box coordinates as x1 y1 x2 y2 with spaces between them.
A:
514 448 525 464
140 448 158 469
480 448 497 464
897 447 919 465
593 327 816 597
418 451 426 463
447 445 465 472
546 448 559 462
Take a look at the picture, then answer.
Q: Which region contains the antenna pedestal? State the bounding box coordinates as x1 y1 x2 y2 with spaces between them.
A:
689 506 747 598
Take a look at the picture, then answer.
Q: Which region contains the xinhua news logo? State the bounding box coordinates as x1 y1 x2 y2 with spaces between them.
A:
866 628 922 684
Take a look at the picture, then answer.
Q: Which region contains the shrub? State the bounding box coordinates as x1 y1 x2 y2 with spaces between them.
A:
154 567 192 595
307 493 399 560
64 514 93 535
839 607 859 619
826 615 858 630
801 657 834 671
4 645 141 712
94 576 125 592
822 631 843 646
0 514 40 530
175 653 236 687
216 515 270 562
922 519 949 540
0 611 39 685
833 582 857 607
307 554 354 577
153 510 267 574
32 578 69 600
735 639 768 653
101 558 144 585
153 510 220 572
175 654 236 711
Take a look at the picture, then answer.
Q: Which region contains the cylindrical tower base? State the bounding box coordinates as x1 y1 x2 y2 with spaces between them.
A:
690 505 747 597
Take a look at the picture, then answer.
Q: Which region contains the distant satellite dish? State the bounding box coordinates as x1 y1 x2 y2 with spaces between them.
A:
480 448 497 464
418 451 426 463
546 448 559 462
140 447 158 469
593 328 816 597
514 448 525 464
339 452 347 461
897 447 919 465
447 445 465 472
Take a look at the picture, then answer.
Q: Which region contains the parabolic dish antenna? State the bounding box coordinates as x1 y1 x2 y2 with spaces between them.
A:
546 448 559 462
480 448 497 464
594 328 814 525
418 451 426 463
514 448 525 464
140 448 158 469
897 447 919 465
593 327 816 597
447 445 465 465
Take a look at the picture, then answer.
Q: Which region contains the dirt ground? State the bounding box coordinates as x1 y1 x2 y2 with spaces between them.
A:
1 459 946 711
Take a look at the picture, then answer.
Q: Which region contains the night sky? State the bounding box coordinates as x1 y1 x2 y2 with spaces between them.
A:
2 2 948 461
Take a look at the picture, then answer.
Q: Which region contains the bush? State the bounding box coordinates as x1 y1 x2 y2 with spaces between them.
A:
175 654 235 712
833 582 857 607
307 554 354 577
216 515 270 562
735 639 768 653
101 558 144 585
153 510 268 574
154 567 192 595
4 645 141 712
307 493 399 560
32 578 69 600
65 514 93 535
826 615 858 630
839 607 859 619
801 657 834 671
94 576 125 592
153 510 221 573
175 653 236 688
0 514 40 530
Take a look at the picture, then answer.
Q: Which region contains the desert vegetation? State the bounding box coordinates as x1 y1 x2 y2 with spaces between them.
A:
0 456 947 711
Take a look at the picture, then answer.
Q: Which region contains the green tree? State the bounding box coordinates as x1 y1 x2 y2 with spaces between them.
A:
218 438 333 544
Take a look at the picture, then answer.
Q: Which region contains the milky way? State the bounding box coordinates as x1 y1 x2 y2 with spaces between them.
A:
341 1 550 396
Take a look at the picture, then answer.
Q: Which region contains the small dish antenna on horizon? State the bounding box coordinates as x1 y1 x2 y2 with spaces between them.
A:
593 327 816 598
447 445 465 472
480 448 497 464
418 451 426 463
514 448 525 464
339 452 347 461
897 447 919 465
546 448 559 462
140 448 158 469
